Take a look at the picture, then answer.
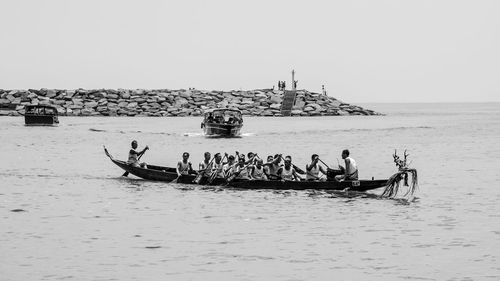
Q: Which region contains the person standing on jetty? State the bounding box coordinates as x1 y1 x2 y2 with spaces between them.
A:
336 149 359 181
177 152 195 176
127 140 148 168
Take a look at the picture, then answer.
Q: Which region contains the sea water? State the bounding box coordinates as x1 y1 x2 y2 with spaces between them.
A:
1 103 499 280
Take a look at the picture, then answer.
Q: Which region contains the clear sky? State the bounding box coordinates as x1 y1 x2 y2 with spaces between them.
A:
1 0 499 102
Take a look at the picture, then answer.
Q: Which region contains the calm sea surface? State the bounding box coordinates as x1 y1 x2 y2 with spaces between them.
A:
1 103 499 281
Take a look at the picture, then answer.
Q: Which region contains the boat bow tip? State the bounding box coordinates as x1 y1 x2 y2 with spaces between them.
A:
103 145 113 159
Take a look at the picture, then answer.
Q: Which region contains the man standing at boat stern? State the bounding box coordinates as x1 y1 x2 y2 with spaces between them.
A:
336 149 358 181
128 140 148 168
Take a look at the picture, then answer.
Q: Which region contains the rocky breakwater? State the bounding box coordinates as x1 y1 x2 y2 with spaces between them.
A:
0 88 379 117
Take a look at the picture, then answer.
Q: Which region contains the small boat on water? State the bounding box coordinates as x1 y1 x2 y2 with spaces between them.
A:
24 105 59 126
104 147 389 192
201 108 243 137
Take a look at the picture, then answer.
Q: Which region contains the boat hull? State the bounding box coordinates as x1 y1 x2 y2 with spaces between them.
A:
25 115 59 126
203 123 242 137
104 148 388 191
24 105 59 126
108 158 179 182
227 179 388 191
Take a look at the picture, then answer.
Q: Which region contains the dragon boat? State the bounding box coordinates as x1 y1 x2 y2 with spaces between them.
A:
104 147 393 192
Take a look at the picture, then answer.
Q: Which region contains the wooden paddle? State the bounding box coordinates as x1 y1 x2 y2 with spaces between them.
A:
226 162 253 183
318 158 331 169
122 146 148 177
208 154 227 184
305 170 322 181
278 155 305 174
318 158 345 180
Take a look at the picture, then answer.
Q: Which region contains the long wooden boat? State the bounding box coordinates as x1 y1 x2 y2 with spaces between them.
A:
24 105 59 126
201 108 243 137
104 147 388 191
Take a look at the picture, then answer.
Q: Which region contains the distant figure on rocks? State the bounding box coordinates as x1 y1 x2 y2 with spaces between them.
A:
293 80 298 90
278 81 286 91
128 140 148 168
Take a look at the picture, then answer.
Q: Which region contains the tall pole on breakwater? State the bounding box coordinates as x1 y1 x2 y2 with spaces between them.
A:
291 69 296 91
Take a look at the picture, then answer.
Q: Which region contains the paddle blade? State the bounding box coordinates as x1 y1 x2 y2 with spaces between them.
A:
192 174 202 184
227 175 236 182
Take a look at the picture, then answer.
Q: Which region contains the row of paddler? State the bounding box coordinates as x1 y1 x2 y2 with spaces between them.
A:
128 141 358 182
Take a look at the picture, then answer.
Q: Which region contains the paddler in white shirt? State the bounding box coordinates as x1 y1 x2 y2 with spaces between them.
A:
306 154 328 181
335 149 359 181
210 153 226 179
127 140 148 168
176 152 195 176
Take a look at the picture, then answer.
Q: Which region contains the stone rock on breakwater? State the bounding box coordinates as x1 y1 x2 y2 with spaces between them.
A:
0 88 380 117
